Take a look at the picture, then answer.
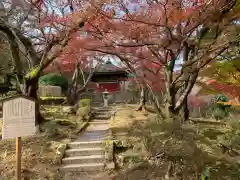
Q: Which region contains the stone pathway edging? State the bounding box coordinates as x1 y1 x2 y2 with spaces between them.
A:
76 121 89 134
60 106 114 174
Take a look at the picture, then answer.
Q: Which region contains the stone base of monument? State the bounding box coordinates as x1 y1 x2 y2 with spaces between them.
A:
103 99 108 107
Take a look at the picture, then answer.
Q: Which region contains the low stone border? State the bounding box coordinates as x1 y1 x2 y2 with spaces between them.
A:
55 144 67 164
104 111 115 170
77 121 90 134
104 139 115 171
103 108 118 170
76 105 93 134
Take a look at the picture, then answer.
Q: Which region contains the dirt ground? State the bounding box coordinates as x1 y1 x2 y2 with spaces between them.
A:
0 104 152 180
0 105 82 180
1 104 240 180
110 104 240 180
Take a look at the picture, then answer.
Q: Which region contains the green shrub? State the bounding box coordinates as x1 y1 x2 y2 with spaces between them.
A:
77 106 90 121
77 98 92 121
217 120 240 149
40 96 66 100
39 96 66 105
210 94 232 120
214 94 229 102
39 73 68 91
79 98 92 107
201 166 211 180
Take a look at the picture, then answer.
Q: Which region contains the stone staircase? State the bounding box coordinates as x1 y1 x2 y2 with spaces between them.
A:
60 106 112 172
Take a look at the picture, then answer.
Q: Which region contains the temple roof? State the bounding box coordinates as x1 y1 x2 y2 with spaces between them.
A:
95 60 126 73
91 60 128 82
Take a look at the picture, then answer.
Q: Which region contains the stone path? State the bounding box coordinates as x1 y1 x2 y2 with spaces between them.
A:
60 106 114 179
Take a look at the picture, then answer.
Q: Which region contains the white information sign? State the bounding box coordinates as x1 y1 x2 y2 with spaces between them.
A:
2 96 36 139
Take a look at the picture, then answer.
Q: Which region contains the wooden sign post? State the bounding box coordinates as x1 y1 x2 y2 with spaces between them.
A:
16 137 21 180
1 95 36 180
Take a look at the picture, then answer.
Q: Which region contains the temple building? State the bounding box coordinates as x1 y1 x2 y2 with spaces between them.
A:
89 60 128 93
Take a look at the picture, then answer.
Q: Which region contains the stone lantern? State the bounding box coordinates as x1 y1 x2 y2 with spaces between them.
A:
102 89 110 107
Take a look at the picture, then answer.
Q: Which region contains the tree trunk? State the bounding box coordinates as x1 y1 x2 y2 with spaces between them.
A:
137 86 147 111
148 86 165 119
66 62 96 105
163 60 176 119
177 98 189 124
66 62 79 105
165 101 174 119
172 42 191 123
164 90 189 122
164 84 175 119
67 89 78 105
24 77 44 126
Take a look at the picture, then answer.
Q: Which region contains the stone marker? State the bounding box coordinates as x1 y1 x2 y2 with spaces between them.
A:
103 89 109 107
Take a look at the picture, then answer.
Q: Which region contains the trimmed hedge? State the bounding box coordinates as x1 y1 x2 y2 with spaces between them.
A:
79 98 92 107
39 73 68 91
210 94 232 120
40 96 67 100
39 96 66 105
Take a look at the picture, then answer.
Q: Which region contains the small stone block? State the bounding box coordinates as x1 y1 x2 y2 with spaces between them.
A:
106 162 115 170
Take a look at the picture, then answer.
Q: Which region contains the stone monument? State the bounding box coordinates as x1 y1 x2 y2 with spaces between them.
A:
103 89 109 107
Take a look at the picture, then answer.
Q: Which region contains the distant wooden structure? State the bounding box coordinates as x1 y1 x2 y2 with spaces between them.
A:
91 60 128 93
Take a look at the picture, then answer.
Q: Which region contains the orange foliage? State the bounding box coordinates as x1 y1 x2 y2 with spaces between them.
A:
206 79 240 100
40 0 237 97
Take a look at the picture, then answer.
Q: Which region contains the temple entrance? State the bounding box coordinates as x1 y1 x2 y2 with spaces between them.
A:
90 60 128 104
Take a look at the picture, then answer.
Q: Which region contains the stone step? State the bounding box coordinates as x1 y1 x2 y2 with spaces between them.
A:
75 136 110 142
90 120 110 124
75 132 111 142
86 129 109 134
65 148 104 157
77 131 110 138
62 155 105 165
60 163 105 172
86 123 110 131
67 141 103 149
94 115 111 120
94 111 109 115
113 132 128 136
92 108 111 112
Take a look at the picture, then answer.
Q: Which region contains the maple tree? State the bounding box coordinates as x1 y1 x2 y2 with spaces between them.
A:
213 60 240 85
208 46 240 85
200 78 240 100
47 42 107 104
69 0 240 121
0 0 99 125
198 62 240 104
197 44 240 102
133 60 165 112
